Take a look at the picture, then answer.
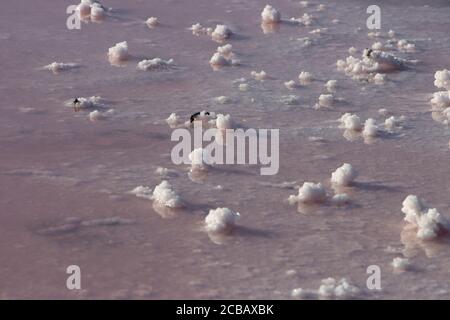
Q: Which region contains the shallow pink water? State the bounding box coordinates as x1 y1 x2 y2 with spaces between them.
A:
1 0 450 299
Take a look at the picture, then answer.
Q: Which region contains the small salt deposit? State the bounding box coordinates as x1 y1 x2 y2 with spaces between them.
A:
209 44 237 68
362 118 378 137
318 278 360 299
88 109 113 121
129 186 152 200
69 96 105 110
76 0 108 21
392 257 411 271
137 58 174 71
331 193 351 206
216 114 232 130
284 80 297 90
190 23 206 36
217 44 233 57
146 17 158 28
397 39 415 52
317 93 334 108
288 182 327 204
204 207 240 233
251 70 268 81
239 83 249 91
261 5 281 24
331 163 358 186
189 148 209 169
325 80 337 92
388 30 396 38
151 180 182 208
401 195 449 240
384 116 405 130
42 62 80 74
214 96 231 104
108 41 129 64
211 24 232 42
339 113 363 131
431 91 450 109
298 71 312 85
434 69 450 90
90 3 105 21
166 113 180 128
348 47 357 55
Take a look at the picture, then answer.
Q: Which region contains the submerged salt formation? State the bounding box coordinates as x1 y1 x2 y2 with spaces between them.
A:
339 113 363 131
284 80 297 90
42 62 80 74
392 257 411 271
298 71 312 85
331 163 358 187
251 70 268 81
261 5 281 24
316 93 334 108
362 118 379 137
137 58 174 71
292 278 360 299
88 109 114 121
108 41 129 65
401 195 449 240
204 207 240 233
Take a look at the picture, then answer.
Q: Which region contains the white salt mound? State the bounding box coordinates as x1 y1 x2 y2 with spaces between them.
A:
261 5 281 24
434 69 450 90
401 195 449 240
146 17 158 28
325 80 337 92
339 113 363 131
137 58 174 71
205 207 240 233
384 116 404 130
289 182 327 204
43 62 80 73
298 71 312 85
70 96 104 109
89 109 113 121
151 180 182 208
166 113 180 128
251 70 268 81
362 118 378 137
90 3 105 21
189 148 209 169
217 44 233 57
331 193 351 206
108 41 129 63
130 186 153 200
318 278 360 299
216 114 232 130
211 24 232 42
392 257 411 271
431 91 450 109
284 80 297 90
331 163 357 186
318 94 334 107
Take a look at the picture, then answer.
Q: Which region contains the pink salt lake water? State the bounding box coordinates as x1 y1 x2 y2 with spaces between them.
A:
0 0 450 299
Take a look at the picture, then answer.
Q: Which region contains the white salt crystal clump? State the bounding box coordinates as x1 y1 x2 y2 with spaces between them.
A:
90 3 105 21
214 96 231 104
392 257 411 271
166 113 180 128
88 109 113 121
339 113 363 131
434 69 450 90
325 80 337 92
288 182 327 204
401 195 449 240
190 23 207 36
205 207 240 233
251 70 268 81
216 114 233 130
217 44 233 57
336 53 380 82
210 52 229 66
373 73 385 85
331 163 358 187
317 94 334 108
146 17 159 28
284 80 297 90
388 30 396 38
70 96 104 109
137 58 174 71
384 116 404 130
371 41 384 51
211 24 232 42
298 71 312 85
362 118 378 137
129 186 152 200
291 288 316 299
43 62 80 74
189 148 210 169
318 278 360 299
397 39 415 52
331 193 351 206
77 1 92 19
430 91 450 109
209 44 237 68
151 180 182 208
239 83 249 91
108 41 129 64
261 5 281 24
348 47 357 55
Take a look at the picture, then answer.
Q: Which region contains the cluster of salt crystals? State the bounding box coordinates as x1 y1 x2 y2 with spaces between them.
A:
137 58 174 71
108 41 129 64
384 115 405 131
298 71 313 85
204 207 240 233
166 113 181 128
261 4 281 24
214 96 231 104
89 109 114 121
288 165 354 206
284 80 297 90
146 17 158 28
131 180 182 208
289 13 313 26
210 44 238 68
401 195 449 240
397 39 415 52
76 0 107 22
392 257 411 271
430 69 450 124
42 62 80 74
338 113 380 138
68 96 105 109
336 53 382 83
331 163 358 187
315 93 334 108
211 24 233 42
189 147 210 171
251 70 268 81
325 80 337 92
292 278 360 299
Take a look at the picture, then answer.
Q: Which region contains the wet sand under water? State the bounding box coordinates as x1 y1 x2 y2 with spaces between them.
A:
0 0 450 299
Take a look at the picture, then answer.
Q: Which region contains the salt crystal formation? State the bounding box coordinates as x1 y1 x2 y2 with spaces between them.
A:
430 69 450 124
137 58 174 71
401 195 449 240
261 5 281 24
292 277 360 299
204 207 240 233
288 182 327 204
146 17 158 28
108 41 129 65
331 163 358 187
42 62 80 74
211 24 232 42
